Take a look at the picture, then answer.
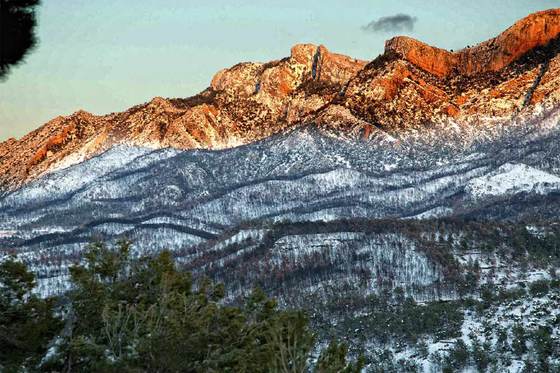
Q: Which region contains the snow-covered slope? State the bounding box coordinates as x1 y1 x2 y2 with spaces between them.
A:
1 115 560 296
2 110 560 373
466 163 560 198
0 146 176 207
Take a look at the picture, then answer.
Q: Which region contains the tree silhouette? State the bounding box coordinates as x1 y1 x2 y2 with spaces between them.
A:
0 0 41 79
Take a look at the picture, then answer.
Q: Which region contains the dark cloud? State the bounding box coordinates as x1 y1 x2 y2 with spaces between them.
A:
362 14 417 33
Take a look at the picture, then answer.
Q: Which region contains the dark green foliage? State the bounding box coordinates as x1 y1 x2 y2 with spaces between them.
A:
364 349 418 372
522 359 535 373
532 326 554 371
480 283 496 308
496 327 510 353
335 291 463 345
512 225 560 265
411 301 464 340
315 340 364 373
512 323 528 356
470 335 492 371
181 218 560 308
416 340 429 359
0 257 61 372
456 266 479 298
446 339 469 370
4 221 560 371
36 241 359 372
529 279 550 296
496 287 526 303
0 0 41 79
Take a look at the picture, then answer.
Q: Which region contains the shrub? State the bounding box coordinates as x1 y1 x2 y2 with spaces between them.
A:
529 280 550 296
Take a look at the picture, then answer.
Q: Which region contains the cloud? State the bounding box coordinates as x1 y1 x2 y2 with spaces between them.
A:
362 14 417 33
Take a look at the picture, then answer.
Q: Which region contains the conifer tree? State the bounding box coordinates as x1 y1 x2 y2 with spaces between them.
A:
0 0 41 79
0 257 61 372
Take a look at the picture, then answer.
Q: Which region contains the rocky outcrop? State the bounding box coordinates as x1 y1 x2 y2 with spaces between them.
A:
0 44 366 191
384 37 457 78
210 43 366 99
386 9 560 77
461 9 560 75
1 9 560 192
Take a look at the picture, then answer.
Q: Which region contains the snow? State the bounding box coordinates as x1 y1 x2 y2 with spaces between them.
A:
466 163 560 198
4 124 560 310
0 146 151 208
409 207 454 219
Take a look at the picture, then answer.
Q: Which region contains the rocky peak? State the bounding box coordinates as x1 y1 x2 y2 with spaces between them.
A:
2 9 560 192
289 43 317 67
210 62 264 97
289 43 367 83
146 96 174 110
386 8 560 77
313 45 368 85
210 43 366 99
384 37 456 78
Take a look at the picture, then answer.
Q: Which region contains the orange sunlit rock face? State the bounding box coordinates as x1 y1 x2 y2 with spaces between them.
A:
386 9 560 77
1 9 560 192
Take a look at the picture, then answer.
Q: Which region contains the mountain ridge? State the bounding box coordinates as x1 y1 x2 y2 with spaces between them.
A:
1 9 560 192
4 9 560 372
385 8 560 77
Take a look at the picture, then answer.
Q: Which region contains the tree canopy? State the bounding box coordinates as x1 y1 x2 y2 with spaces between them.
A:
1 240 363 372
0 0 41 79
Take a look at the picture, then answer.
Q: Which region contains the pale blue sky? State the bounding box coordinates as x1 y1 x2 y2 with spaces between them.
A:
1 0 558 140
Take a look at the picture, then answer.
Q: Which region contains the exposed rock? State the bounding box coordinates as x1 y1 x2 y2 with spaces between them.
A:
460 9 560 75
386 9 560 77
211 63 263 97
1 9 560 192
385 37 456 78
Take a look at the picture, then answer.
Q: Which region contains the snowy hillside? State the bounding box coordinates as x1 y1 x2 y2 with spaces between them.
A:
2 117 560 372
2 119 560 289
466 163 560 199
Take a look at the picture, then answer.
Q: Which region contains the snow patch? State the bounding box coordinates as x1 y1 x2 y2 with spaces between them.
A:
465 163 560 198
408 206 454 220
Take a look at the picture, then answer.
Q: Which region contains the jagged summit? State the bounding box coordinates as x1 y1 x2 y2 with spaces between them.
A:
385 8 560 77
1 9 560 192
210 43 366 98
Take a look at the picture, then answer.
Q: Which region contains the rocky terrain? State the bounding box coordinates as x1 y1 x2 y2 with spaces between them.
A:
1 9 560 192
2 8 560 372
2 112 560 292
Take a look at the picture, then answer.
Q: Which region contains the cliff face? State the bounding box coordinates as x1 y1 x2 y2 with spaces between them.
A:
1 9 560 192
0 44 367 190
385 9 560 77
384 37 457 78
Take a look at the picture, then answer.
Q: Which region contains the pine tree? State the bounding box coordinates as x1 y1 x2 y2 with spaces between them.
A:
0 0 41 78
447 339 469 369
315 340 364 373
35 240 362 372
512 323 528 356
0 257 61 372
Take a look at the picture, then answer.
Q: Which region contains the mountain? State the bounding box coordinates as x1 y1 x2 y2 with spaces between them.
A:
1 9 560 192
3 9 560 372
3 116 560 288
